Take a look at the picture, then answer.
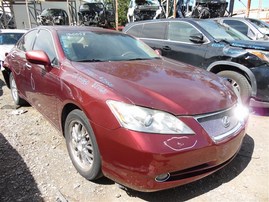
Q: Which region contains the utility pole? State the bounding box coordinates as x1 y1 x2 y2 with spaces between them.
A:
246 0 251 17
115 0 118 31
228 0 235 16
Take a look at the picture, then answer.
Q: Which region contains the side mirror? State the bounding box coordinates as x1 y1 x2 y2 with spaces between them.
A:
189 33 204 44
26 50 51 71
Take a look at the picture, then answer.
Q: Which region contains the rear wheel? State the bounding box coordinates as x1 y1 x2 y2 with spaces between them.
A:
217 71 251 104
9 73 27 106
65 109 102 180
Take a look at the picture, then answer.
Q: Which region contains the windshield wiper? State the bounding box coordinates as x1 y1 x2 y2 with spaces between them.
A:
76 59 103 62
126 57 160 61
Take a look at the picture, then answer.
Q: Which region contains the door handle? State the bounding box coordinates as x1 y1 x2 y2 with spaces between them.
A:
25 63 32 70
162 46 171 51
10 53 16 59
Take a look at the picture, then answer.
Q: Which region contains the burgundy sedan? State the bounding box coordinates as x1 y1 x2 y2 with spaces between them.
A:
2 26 248 192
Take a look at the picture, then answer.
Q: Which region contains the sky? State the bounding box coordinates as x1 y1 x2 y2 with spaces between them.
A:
227 0 269 10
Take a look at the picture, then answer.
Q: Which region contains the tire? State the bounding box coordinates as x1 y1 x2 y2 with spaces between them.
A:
65 109 102 180
217 71 251 104
9 73 27 106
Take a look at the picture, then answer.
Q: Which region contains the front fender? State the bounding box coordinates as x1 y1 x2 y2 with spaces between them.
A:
207 61 257 97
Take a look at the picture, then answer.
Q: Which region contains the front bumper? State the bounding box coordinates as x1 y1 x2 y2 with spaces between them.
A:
250 64 269 105
93 115 246 192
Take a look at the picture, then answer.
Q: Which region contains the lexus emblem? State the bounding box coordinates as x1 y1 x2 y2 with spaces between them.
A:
222 116 230 128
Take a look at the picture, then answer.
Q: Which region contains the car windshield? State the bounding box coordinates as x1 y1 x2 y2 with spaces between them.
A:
197 20 250 41
249 19 269 35
136 0 160 6
58 31 160 62
0 33 24 45
42 9 62 16
80 3 104 11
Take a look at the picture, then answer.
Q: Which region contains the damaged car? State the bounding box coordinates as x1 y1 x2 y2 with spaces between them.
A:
176 0 228 18
78 2 115 27
123 18 269 107
37 8 69 26
127 0 162 22
3 26 248 192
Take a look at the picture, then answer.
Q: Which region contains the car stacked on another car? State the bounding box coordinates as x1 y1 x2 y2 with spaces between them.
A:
2 26 248 192
127 0 162 23
78 2 115 27
37 8 69 25
123 18 269 108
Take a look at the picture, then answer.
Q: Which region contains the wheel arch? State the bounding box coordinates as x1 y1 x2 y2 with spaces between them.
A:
2 68 11 89
207 61 257 96
61 103 81 137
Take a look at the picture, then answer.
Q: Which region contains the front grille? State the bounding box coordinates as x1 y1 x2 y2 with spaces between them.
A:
195 105 242 143
167 152 237 182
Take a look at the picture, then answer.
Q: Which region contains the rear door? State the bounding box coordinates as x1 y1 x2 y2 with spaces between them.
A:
10 29 38 98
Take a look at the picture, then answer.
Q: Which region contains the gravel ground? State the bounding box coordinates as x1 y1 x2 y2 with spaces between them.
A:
0 73 268 202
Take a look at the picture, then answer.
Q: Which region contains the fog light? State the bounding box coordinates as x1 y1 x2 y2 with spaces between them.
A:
155 173 170 182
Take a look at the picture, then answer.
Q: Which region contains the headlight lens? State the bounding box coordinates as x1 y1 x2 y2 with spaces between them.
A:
247 49 269 62
234 103 249 123
107 100 195 134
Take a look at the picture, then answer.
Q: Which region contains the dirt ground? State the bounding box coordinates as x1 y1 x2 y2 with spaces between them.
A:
0 73 268 202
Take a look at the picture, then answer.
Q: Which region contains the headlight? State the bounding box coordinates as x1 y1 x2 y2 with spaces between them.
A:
247 49 269 62
107 100 195 134
234 104 249 123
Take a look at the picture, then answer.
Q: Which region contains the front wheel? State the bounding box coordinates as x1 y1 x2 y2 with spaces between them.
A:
65 109 102 180
217 71 251 104
9 73 27 106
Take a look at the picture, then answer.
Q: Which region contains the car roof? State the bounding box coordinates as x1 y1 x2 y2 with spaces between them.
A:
37 25 120 34
124 18 208 27
0 29 27 33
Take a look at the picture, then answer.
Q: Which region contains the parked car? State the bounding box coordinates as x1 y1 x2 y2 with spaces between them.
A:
37 8 69 25
2 26 248 192
216 17 269 40
0 29 26 82
78 2 115 27
0 12 16 29
127 0 162 22
123 18 269 107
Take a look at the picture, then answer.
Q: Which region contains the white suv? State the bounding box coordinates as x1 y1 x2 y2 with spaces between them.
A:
0 29 26 70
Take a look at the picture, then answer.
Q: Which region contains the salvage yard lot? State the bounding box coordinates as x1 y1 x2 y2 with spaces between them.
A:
0 73 268 202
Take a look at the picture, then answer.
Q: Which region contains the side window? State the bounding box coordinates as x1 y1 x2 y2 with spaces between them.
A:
17 30 38 52
141 22 167 39
223 20 248 36
126 24 144 38
168 22 200 43
33 30 58 66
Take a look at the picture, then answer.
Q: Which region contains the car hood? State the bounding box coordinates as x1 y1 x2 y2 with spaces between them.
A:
0 45 14 61
230 40 269 51
72 59 237 115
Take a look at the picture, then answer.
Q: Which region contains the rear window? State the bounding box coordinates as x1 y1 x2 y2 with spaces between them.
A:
140 22 167 39
0 33 24 45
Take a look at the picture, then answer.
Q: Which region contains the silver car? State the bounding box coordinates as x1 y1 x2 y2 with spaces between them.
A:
216 17 269 40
